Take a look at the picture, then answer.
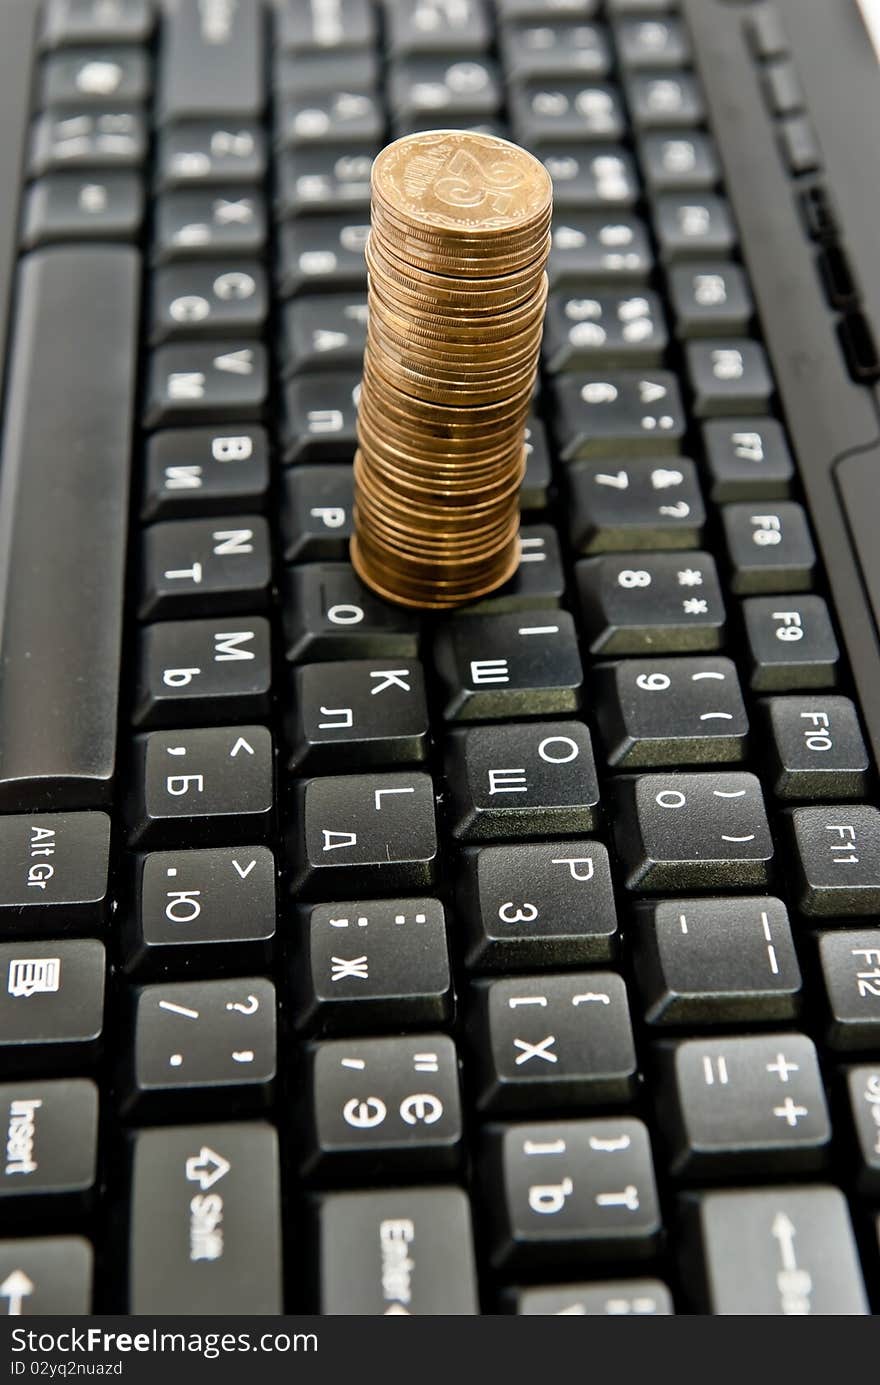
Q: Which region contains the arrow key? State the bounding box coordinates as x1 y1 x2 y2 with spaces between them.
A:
0 1238 92 1315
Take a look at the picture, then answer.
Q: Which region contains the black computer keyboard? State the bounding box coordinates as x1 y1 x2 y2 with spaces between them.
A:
0 0 879 1317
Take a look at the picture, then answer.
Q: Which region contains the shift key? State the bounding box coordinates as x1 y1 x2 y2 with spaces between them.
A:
0 813 110 934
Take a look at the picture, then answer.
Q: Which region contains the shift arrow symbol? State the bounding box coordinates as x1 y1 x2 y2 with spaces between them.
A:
771 1212 797 1272
185 1147 230 1191
1 1270 34 1315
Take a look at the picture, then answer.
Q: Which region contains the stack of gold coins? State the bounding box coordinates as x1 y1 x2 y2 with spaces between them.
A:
351 130 552 609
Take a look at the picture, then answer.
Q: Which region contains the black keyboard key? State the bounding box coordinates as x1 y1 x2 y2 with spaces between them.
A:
543 289 667 372
549 214 652 288
295 898 452 1036
627 71 704 128
142 426 270 520
139 516 271 618
275 47 380 97
154 189 267 261
42 46 150 106
819 931 880 1050
845 1066 880 1195
0 1079 97 1218
281 294 368 376
276 147 375 217
30 108 147 175
151 262 267 342
668 263 753 336
281 371 360 463
683 1186 868 1314
702 417 794 501
612 771 773 891
0 940 104 1075
634 896 801 1025
22 171 144 246
687 340 774 417
317 1186 479 1315
500 21 611 80
513 1280 673 1315
553 370 686 458
146 343 268 426
723 502 816 594
567 456 704 552
789 806 880 917
434 611 583 720
762 696 869 800
159 0 263 122
640 131 720 193
742 596 840 691
304 1034 462 1177
386 0 491 55
0 249 137 811
655 194 737 261
616 16 690 68
388 57 502 123
282 564 421 663
278 216 369 297
484 1118 661 1269
0 812 110 936
0 1237 92 1315
539 146 638 210
128 1122 282 1313
577 551 726 654
279 0 375 52
281 466 354 562
157 121 266 188
594 656 748 767
125 846 275 977
134 617 272 728
124 977 275 1117
510 81 625 145
289 771 438 898
658 1034 830 1177
129 725 273 847
470 972 636 1113
279 91 383 148
498 0 599 14
288 659 429 773
467 526 566 613
445 720 599 840
43 0 153 46
458 840 618 970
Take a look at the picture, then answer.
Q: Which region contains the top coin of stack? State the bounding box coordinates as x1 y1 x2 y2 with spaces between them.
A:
351 129 553 610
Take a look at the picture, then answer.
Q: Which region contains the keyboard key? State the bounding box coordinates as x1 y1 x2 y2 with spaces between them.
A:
128 725 274 847
154 188 267 261
276 147 375 217
157 121 266 188
543 289 667 372
549 214 653 287
159 0 263 122
722 502 815 594
282 564 421 663
139 516 271 618
22 171 144 246
146 343 268 426
470 972 636 1112
289 772 438 898
43 0 153 47
304 1034 462 1177
683 1186 868 1314
594 656 748 767
789 805 880 917
142 426 269 521
553 370 686 459
658 1034 830 1177
466 526 567 613
295 898 452 1035
640 132 720 193
513 1280 673 1315
388 57 502 123
281 371 360 463
577 551 726 654
655 194 737 260
278 91 383 147
281 466 353 562
762 696 869 799
687 340 774 417
445 720 599 840
702 417 794 501
281 294 368 376
484 1118 661 1269
0 1237 92 1315
0 812 110 935
611 771 773 890
633 896 801 1025
616 16 690 68
627 72 704 128
844 1066 880 1195
124 977 275 1116
128 1122 281 1313
274 49 379 97
742 595 840 691
539 146 638 210
151 262 267 342
668 262 753 336
510 81 625 145
0 1079 98 1217
386 0 491 55
434 611 583 720
30 108 147 175
0 249 138 811
457 840 618 970
288 659 429 773
278 216 369 297
567 456 704 552
125 845 276 977
317 1186 479 1314
135 617 272 727
279 0 375 51
500 21 611 81
498 0 599 16
0 940 104 1075
819 931 880 1050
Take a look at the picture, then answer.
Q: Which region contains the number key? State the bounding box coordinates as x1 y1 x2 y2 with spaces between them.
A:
594 656 748 766
576 552 726 654
567 457 704 552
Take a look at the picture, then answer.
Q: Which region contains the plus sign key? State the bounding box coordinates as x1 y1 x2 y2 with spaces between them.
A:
657 1034 830 1177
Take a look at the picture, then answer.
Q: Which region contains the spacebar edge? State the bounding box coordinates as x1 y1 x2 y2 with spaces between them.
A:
0 246 140 810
